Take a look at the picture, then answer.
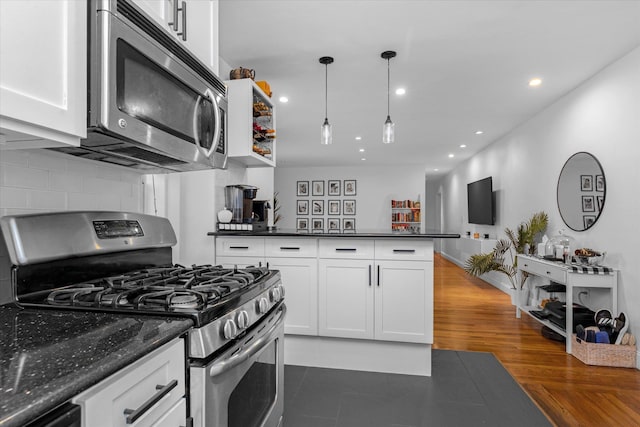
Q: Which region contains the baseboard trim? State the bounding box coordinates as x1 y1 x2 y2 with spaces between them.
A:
284 335 432 376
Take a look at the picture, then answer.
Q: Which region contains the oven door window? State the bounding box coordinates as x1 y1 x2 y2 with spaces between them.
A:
227 340 277 427
116 39 214 146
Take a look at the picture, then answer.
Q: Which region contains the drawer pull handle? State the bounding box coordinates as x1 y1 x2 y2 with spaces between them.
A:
280 246 300 251
335 248 357 252
124 380 178 424
229 246 249 250
368 265 372 287
393 249 416 254
377 265 381 287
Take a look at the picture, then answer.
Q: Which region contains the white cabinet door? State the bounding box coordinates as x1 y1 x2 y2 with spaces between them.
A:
73 338 185 427
0 0 86 148
131 0 172 25
131 0 217 73
268 257 318 336
375 260 433 343
318 259 374 339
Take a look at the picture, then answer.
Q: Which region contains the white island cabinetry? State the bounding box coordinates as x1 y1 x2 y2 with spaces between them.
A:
213 234 435 376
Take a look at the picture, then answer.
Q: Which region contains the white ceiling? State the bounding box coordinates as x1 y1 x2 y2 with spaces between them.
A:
219 1 640 175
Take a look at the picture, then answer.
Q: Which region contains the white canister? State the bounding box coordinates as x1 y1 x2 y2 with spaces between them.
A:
217 207 233 223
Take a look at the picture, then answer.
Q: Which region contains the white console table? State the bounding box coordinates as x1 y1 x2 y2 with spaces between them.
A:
516 254 618 353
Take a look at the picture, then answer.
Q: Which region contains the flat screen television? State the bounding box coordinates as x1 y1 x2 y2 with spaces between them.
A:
467 177 495 225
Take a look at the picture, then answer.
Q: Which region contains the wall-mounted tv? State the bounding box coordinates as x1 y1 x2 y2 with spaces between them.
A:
467 177 495 225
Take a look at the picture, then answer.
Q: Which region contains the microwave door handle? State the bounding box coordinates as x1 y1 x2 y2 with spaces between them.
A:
195 89 221 158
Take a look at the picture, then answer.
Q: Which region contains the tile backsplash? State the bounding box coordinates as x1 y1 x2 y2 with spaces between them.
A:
0 149 143 216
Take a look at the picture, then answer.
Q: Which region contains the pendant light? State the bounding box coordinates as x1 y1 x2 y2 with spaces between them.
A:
381 50 396 144
319 56 334 145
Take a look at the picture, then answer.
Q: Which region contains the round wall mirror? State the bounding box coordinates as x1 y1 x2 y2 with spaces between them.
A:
557 152 605 231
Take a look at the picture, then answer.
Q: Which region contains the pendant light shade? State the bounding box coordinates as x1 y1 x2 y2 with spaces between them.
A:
381 50 397 144
319 56 334 145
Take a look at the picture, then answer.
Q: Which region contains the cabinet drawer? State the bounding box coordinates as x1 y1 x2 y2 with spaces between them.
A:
216 237 265 257
74 338 185 427
518 257 566 283
266 238 317 258
374 240 433 261
319 239 374 259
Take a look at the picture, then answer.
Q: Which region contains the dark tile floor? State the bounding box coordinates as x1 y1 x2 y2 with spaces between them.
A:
283 349 551 427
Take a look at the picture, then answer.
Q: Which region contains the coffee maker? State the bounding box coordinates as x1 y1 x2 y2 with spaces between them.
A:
223 185 262 230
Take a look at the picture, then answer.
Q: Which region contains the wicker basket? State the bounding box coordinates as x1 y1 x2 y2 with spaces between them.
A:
572 335 637 368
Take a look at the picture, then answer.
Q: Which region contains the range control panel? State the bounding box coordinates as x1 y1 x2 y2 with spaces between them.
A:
93 220 144 239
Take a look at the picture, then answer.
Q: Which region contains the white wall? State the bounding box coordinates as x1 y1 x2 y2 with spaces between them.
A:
437 47 640 364
274 165 426 231
0 149 142 216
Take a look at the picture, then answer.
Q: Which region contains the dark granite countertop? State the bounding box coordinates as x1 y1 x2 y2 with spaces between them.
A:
208 229 460 239
0 305 193 427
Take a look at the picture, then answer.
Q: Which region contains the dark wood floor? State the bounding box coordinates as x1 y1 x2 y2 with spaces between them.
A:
432 253 640 426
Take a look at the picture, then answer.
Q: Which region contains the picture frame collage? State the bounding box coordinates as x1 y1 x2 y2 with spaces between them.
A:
580 174 604 229
296 179 357 233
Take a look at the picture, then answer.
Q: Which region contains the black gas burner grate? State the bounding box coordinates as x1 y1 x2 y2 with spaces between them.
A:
40 264 270 313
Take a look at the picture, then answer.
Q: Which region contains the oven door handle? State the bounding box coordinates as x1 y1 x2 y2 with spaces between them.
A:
209 304 286 378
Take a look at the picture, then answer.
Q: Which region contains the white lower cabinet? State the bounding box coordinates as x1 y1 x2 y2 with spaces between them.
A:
319 258 374 339
267 256 318 336
319 239 433 344
72 338 186 427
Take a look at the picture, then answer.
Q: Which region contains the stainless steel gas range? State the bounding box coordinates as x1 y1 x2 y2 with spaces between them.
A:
0 211 285 427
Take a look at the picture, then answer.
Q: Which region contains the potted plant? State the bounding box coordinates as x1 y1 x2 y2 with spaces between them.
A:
272 192 282 228
464 212 549 303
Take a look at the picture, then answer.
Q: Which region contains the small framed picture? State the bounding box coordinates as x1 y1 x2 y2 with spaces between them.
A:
582 195 595 212
583 215 596 229
343 218 356 232
595 175 605 192
344 180 357 196
312 180 325 196
328 180 341 196
297 181 309 197
312 218 324 233
297 200 309 215
580 175 593 191
312 200 324 215
327 218 340 232
343 199 356 215
328 200 340 215
296 218 308 231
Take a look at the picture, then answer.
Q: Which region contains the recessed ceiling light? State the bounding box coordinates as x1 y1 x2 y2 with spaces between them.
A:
361 158 366 161
395 88 406 95
448 154 454 158
528 78 542 87
434 168 439 172
355 136 362 141
359 148 365 152
279 96 289 103
460 144 467 148
475 130 483 135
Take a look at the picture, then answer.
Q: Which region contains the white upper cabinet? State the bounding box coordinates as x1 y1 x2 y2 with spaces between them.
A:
0 0 87 149
131 0 218 73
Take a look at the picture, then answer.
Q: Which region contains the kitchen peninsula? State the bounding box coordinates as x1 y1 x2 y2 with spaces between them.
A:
208 230 459 376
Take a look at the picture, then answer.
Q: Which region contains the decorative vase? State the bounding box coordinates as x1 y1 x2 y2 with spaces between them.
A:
510 288 529 307
217 207 233 223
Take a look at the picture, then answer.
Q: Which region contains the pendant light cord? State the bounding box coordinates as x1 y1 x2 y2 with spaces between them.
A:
325 63 328 119
386 58 390 117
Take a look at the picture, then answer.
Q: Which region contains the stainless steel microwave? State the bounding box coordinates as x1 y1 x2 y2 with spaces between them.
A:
52 0 227 172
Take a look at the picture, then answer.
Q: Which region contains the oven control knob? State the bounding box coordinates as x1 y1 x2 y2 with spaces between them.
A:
223 319 238 339
257 297 269 314
278 285 285 298
236 310 250 329
269 287 281 302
